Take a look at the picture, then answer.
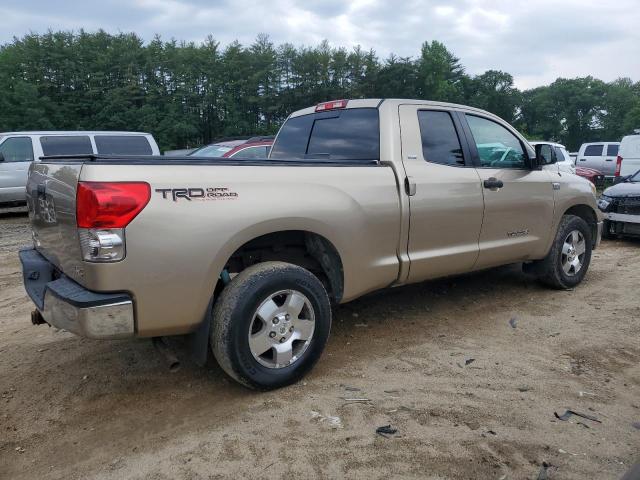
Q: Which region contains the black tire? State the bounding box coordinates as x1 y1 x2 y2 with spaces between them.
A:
536 214 593 289
210 261 331 390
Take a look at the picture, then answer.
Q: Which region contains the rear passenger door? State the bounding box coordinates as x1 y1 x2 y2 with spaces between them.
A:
399 105 484 282
578 144 604 171
460 113 555 268
602 143 619 176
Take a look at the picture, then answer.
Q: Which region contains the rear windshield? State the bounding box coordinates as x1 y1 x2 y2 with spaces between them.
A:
95 135 152 155
40 136 93 156
270 108 379 161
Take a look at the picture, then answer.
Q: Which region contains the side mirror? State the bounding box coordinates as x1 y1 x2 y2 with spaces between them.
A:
534 144 556 168
0 152 4 162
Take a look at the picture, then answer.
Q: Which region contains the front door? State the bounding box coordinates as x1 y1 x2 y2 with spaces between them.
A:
460 113 556 268
399 105 484 282
579 144 604 171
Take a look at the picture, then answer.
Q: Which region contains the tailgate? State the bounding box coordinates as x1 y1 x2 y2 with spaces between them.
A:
26 161 84 276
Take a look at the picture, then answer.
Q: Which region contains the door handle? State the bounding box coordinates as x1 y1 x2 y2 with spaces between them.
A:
605 158 613 161
483 178 504 190
404 176 416 196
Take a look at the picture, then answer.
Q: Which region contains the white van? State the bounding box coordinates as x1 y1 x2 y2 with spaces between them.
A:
576 142 621 176
618 131 640 178
0 131 159 206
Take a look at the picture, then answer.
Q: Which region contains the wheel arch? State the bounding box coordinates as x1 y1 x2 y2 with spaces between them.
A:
563 203 599 246
214 223 345 304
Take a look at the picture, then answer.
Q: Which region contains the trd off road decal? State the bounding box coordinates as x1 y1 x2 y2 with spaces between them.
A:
155 187 238 201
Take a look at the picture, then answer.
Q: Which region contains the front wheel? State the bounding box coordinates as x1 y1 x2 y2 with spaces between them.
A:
535 214 593 289
210 261 331 390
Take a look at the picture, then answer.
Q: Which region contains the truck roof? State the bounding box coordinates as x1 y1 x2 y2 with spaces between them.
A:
0 131 152 136
288 98 504 119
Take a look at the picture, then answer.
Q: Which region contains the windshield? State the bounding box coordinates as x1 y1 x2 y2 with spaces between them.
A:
189 145 233 157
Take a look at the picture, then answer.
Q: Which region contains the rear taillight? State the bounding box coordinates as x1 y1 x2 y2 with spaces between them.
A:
315 99 348 112
76 182 150 262
615 156 623 176
77 182 150 228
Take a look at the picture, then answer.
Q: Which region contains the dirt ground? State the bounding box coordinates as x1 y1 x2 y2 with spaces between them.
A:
1 209 639 480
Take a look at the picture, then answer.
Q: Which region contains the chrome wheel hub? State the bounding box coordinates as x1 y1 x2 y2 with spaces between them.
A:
561 229 586 276
248 290 315 369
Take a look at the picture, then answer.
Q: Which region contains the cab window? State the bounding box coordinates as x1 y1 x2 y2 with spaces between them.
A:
0 137 34 162
271 108 379 161
554 146 568 162
606 144 619 156
584 144 603 156
417 110 465 166
40 136 93 156
466 115 526 169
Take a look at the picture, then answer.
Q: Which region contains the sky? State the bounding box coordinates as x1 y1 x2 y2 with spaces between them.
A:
1 0 639 89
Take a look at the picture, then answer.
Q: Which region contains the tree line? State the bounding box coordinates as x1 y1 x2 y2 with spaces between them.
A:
1 30 638 151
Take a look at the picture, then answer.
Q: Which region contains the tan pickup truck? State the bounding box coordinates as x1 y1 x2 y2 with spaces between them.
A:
20 99 603 389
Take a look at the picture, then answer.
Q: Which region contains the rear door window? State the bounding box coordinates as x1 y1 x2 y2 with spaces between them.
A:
0 137 34 162
95 135 153 155
40 136 93 156
584 144 603 156
271 108 379 161
417 110 465 166
606 144 619 156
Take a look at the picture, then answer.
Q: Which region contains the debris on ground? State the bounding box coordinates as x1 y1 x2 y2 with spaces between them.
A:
376 425 398 438
342 385 360 392
14 446 25 454
342 397 371 403
558 448 585 456
310 411 343 429
509 317 518 328
536 461 553 480
354 323 368 327
457 357 476 368
632 421 640 430
578 391 596 398
518 385 532 392
554 409 601 423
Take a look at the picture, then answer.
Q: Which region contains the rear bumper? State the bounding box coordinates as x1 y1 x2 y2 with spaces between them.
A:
19 248 135 339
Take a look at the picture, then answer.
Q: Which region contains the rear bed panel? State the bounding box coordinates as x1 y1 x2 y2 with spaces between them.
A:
26 162 86 280
76 162 402 336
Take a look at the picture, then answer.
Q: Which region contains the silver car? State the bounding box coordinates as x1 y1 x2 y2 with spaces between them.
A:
0 131 160 207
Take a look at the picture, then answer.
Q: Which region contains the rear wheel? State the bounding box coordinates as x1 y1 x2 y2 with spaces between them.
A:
535 215 593 289
210 261 331 390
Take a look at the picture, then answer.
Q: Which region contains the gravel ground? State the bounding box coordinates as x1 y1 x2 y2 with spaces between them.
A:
1 210 639 479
